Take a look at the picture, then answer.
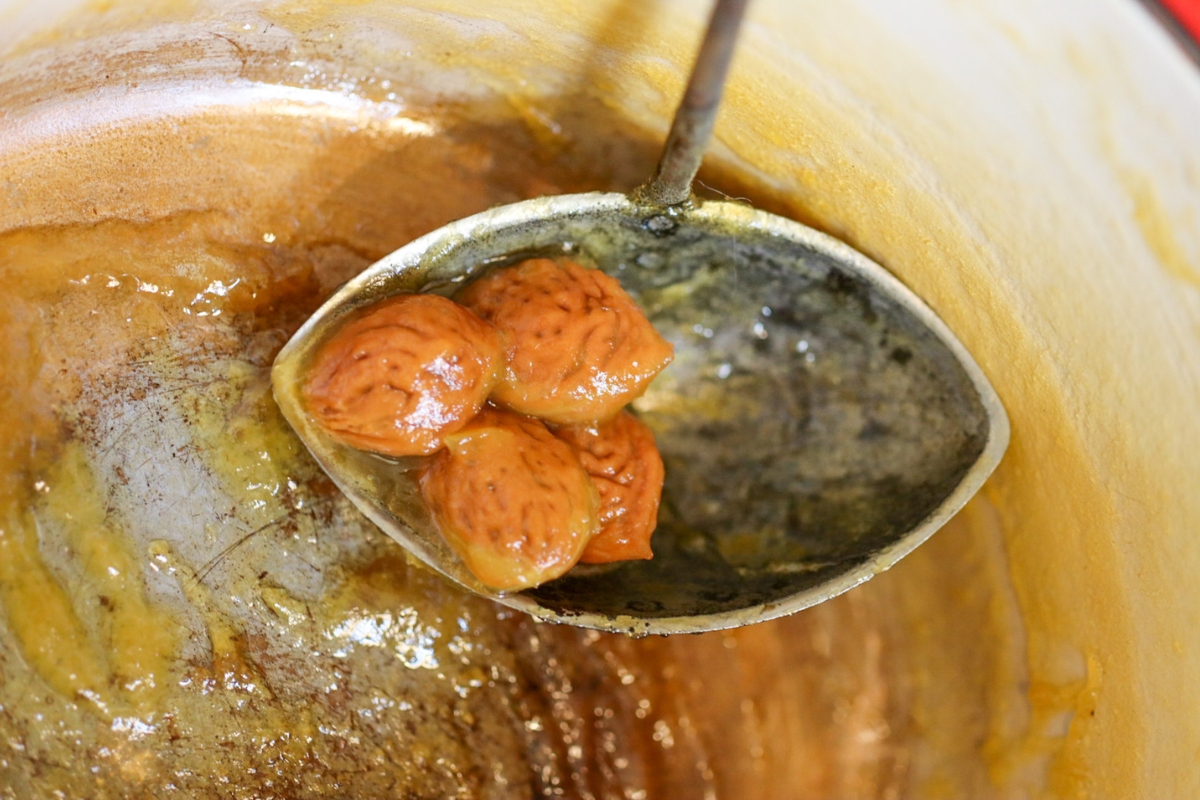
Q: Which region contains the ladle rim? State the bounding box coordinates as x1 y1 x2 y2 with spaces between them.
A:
272 191 1011 636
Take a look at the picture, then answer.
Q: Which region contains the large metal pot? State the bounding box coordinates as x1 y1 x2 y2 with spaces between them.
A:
2 1 1198 797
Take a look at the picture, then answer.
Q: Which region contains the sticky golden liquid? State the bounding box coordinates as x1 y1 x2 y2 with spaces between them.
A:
0 84 1039 798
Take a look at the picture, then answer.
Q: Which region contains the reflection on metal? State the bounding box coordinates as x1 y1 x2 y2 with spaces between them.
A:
273 192 1010 635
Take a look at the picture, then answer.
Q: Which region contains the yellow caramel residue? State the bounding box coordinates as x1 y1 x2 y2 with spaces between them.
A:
188 358 310 530
38 445 183 711
4 2 1197 796
0 443 183 719
0 507 111 715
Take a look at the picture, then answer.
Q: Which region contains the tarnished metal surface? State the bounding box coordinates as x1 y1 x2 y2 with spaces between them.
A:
273 195 1009 634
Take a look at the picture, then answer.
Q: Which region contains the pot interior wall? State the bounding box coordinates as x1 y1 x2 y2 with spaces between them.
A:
1 1 1198 798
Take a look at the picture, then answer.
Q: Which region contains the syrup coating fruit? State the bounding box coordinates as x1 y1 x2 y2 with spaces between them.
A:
554 411 663 564
419 408 601 591
303 294 504 457
458 258 674 424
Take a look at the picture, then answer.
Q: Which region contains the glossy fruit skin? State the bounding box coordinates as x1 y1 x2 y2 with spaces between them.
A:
554 411 663 564
459 259 674 425
419 408 600 591
303 294 504 457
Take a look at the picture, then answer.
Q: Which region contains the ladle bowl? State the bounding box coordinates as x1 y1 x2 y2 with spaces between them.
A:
273 0 1009 634
271 192 1009 634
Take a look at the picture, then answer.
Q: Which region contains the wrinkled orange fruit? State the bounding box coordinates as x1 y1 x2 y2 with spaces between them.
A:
458 258 674 424
303 293 504 457
554 411 663 564
419 408 600 591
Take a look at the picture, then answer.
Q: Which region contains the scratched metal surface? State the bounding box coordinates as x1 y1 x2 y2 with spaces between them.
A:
275 197 996 631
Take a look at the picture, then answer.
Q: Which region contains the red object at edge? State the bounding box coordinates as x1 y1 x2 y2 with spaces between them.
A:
1161 0 1200 43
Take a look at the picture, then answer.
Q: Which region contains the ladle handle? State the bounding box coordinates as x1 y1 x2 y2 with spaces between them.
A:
638 0 751 206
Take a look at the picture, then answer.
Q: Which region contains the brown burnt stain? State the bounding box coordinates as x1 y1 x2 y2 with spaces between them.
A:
0 88 933 797
0 6 1060 798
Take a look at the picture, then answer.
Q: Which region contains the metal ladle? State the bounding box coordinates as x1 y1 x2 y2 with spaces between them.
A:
272 0 1009 635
